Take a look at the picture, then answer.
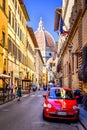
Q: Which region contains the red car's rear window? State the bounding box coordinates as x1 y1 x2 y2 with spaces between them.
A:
49 88 74 99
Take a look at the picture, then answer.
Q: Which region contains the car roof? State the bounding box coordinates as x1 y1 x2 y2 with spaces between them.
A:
50 87 72 91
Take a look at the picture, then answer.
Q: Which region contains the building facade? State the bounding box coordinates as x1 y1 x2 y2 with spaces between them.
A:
8 0 29 88
0 0 44 91
27 26 44 88
35 49 44 87
54 0 87 93
0 0 8 86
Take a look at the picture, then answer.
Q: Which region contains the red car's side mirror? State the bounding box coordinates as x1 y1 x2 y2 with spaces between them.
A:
43 94 46 98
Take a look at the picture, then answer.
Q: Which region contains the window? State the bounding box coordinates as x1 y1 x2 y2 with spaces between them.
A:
20 12 22 21
12 14 15 29
8 8 11 24
49 89 74 99
2 0 6 12
13 44 16 56
2 32 5 47
18 49 21 61
4 58 6 65
49 53 52 57
8 38 11 53
18 6 20 14
12 0 14 3
15 21 17 33
18 25 20 37
15 0 17 9
72 55 74 72
76 55 78 69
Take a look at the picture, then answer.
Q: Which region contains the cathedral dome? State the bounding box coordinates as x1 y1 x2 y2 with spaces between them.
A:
35 18 55 48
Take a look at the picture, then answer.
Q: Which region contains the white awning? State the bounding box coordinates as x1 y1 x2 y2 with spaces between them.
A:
0 74 11 79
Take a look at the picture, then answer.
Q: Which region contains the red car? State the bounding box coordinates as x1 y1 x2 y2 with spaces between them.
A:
43 87 79 120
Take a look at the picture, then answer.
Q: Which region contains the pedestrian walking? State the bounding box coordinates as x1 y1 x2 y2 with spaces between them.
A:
15 85 18 98
56 84 60 87
10 83 14 93
17 84 22 101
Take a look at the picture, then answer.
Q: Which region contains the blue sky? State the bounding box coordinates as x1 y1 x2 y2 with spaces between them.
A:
24 0 62 42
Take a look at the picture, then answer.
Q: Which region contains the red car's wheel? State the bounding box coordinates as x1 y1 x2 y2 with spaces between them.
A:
43 111 47 120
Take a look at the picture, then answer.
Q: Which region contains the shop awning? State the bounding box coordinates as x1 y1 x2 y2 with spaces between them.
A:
0 74 11 79
22 79 32 82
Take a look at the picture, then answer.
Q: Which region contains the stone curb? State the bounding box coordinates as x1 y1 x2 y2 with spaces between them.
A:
79 118 87 130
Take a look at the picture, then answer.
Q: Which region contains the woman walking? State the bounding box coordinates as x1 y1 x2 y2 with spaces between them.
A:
17 84 22 101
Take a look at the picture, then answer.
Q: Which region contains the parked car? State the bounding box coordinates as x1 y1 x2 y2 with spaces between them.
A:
42 87 79 120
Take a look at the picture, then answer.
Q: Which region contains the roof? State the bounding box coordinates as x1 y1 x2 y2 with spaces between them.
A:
27 26 38 48
54 8 62 31
19 0 30 21
27 26 44 64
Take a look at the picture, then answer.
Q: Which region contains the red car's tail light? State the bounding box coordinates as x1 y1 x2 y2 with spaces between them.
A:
44 103 52 108
73 105 79 110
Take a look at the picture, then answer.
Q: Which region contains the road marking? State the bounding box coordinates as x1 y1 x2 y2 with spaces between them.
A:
32 121 49 125
22 95 28 97
3 109 9 111
22 94 42 98
37 95 42 97
31 95 35 97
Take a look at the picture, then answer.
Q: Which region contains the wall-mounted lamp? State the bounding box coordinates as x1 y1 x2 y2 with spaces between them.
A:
68 44 73 53
68 44 82 56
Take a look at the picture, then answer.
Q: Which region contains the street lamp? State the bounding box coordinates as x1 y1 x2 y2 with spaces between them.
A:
68 44 73 53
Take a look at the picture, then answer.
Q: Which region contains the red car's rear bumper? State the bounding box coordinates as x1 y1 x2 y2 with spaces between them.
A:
43 109 79 120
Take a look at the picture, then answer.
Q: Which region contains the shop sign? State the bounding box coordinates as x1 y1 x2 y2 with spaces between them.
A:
14 73 19 78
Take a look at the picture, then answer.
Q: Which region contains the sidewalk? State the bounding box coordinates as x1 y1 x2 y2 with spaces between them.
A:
79 104 87 130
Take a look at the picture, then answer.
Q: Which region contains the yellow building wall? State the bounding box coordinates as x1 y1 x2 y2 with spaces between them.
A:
26 29 35 82
8 0 29 88
0 0 8 87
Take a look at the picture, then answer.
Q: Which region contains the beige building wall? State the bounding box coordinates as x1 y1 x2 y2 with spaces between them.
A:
62 0 74 30
82 12 87 46
26 26 36 84
35 51 44 87
57 0 87 93
62 0 80 90
82 10 87 92
26 26 44 87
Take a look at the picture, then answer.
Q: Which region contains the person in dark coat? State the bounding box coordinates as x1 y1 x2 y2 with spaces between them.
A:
17 85 22 101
